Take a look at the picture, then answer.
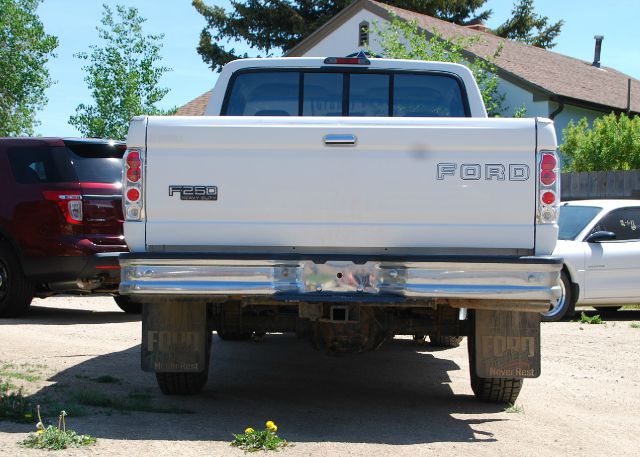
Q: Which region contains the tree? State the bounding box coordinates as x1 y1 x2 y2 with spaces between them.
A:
495 0 563 49
561 113 640 172
0 0 58 136
69 5 174 141
373 16 505 116
193 0 491 72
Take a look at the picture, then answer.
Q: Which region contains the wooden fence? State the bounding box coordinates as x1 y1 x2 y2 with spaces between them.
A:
561 170 640 200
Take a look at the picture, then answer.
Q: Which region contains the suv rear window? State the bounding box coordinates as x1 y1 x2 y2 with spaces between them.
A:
223 70 468 117
7 142 124 185
65 141 124 184
7 146 77 184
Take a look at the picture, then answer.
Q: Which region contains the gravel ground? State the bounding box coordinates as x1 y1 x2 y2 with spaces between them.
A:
1 296 639 456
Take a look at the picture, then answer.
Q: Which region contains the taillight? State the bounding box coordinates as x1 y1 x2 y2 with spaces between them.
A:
126 151 141 183
537 150 560 224
42 190 83 225
123 148 144 221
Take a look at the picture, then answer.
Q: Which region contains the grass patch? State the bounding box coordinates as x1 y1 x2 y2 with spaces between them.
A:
72 390 192 414
622 305 640 310
580 312 603 325
504 403 525 414
0 380 35 423
231 421 289 452
630 322 640 329
92 375 121 384
0 363 42 383
20 408 95 450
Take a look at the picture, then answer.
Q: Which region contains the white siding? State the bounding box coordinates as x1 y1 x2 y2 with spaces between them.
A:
304 11 387 57
497 78 550 118
552 103 604 145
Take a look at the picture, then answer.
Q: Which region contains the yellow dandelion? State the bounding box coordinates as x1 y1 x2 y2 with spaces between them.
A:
36 430 44 435
266 421 277 432
245 427 255 434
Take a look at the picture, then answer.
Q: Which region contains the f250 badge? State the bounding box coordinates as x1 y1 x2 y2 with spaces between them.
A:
169 185 218 201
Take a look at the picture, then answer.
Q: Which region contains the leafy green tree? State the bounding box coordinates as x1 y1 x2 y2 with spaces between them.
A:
0 0 58 136
373 16 505 116
561 114 640 172
193 0 490 72
495 0 563 49
69 4 174 141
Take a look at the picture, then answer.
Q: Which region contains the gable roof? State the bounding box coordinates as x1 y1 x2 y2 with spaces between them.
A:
176 90 212 116
286 0 640 114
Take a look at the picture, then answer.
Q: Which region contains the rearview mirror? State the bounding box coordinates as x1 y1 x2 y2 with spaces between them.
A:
585 231 616 243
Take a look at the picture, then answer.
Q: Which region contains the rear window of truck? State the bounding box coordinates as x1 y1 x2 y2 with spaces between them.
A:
223 70 469 117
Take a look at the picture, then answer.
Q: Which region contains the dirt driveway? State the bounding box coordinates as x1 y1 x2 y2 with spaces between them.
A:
1 296 639 456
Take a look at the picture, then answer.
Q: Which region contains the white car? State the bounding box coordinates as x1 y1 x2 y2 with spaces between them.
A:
543 199 640 321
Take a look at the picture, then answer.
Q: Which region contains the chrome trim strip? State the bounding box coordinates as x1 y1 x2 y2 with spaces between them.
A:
120 258 561 302
323 134 357 146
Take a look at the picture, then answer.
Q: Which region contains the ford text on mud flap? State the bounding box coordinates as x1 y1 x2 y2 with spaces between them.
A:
120 58 562 402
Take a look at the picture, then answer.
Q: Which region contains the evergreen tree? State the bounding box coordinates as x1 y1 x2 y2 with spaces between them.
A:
193 0 490 72
495 0 563 49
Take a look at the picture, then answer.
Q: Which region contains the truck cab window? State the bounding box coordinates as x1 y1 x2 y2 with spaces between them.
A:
303 73 343 116
393 74 466 117
349 73 389 116
226 72 299 116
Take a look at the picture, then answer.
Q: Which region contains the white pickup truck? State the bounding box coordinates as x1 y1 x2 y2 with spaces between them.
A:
119 56 562 403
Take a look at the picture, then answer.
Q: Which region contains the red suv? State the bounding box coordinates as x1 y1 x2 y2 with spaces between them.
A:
0 137 134 317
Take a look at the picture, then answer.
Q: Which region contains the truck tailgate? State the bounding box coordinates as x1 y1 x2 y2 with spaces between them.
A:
143 117 537 252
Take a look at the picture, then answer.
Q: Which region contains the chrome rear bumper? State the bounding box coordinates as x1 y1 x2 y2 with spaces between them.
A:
119 254 562 303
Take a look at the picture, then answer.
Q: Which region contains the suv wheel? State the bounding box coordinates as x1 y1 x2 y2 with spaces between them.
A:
0 243 34 318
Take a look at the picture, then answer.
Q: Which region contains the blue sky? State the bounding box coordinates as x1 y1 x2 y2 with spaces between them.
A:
36 0 639 137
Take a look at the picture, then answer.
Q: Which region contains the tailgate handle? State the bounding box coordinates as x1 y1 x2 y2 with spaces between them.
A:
323 134 357 146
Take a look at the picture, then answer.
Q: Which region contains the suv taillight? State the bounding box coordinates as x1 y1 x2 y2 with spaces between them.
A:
536 150 560 224
123 148 144 221
42 190 83 225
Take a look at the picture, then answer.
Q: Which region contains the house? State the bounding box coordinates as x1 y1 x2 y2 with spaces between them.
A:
177 0 640 144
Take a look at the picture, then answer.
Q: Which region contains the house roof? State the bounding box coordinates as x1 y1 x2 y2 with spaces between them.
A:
176 90 212 116
287 0 640 114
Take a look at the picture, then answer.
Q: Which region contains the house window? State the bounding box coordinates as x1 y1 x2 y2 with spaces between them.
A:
358 21 369 47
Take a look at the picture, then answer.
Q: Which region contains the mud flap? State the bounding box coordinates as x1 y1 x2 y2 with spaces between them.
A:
141 302 208 373
475 310 540 378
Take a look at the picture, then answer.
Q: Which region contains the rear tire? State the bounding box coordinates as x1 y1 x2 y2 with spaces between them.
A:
542 271 575 322
156 332 212 395
468 312 523 404
429 335 463 348
113 295 142 314
0 242 34 318
156 371 209 395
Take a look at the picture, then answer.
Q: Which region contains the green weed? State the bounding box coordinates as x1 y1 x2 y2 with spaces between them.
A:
580 312 603 324
504 403 525 414
0 362 42 383
630 322 640 329
20 407 95 450
72 389 191 414
231 421 289 452
0 380 35 422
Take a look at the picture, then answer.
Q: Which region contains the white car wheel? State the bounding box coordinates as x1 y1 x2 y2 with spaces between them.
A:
542 271 574 322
